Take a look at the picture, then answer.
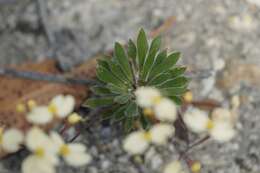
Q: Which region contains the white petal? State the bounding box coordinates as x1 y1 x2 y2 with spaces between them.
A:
183 108 209 133
50 131 64 147
2 128 24 152
154 98 177 122
25 127 55 153
22 155 56 173
210 122 236 142
64 150 91 167
150 124 175 145
68 143 87 153
211 108 232 122
51 95 75 118
45 153 59 165
164 161 184 173
123 131 149 155
135 87 161 108
27 106 53 125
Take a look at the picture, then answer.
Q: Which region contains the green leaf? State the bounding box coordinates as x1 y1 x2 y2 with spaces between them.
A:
128 39 137 60
170 96 183 105
137 28 148 68
141 36 161 80
96 66 125 88
114 94 131 104
112 105 128 123
107 83 128 94
125 102 138 117
114 42 132 80
124 116 135 132
161 86 187 96
83 97 114 108
108 60 132 84
140 114 152 130
91 86 111 95
170 67 187 78
147 72 171 86
97 58 110 70
154 49 167 65
123 101 139 132
149 52 180 79
158 76 189 88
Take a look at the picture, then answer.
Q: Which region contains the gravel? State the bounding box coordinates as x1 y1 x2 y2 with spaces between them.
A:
1 0 260 173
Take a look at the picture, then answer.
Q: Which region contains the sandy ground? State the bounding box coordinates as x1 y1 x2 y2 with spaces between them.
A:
1 0 260 173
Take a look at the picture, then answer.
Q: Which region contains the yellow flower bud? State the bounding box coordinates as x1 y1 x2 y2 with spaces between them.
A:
143 108 154 118
143 132 152 141
27 100 37 110
184 91 193 103
16 103 26 113
152 96 163 104
67 113 82 125
191 161 201 173
206 120 214 130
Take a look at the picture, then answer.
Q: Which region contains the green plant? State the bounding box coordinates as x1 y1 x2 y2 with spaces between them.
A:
84 29 189 131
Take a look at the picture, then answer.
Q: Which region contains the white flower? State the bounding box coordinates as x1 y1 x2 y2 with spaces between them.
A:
211 108 233 122
135 87 162 107
154 98 177 122
49 95 75 118
26 106 53 125
25 127 57 154
150 124 175 145
22 127 58 173
123 131 149 155
50 132 91 167
123 124 174 155
183 108 236 142
229 14 256 32
0 128 24 152
164 161 184 173
22 155 56 173
183 108 209 133
209 122 236 142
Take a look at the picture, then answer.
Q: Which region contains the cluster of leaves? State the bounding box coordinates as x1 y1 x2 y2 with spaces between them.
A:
84 29 189 131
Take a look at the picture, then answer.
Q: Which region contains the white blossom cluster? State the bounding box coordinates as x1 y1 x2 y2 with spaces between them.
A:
123 87 177 155
0 95 90 173
135 87 177 122
124 87 239 173
183 107 237 142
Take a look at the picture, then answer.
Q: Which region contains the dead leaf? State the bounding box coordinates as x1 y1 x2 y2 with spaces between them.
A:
0 57 98 158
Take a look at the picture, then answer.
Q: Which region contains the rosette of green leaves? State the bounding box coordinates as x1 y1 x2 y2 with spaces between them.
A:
84 29 189 131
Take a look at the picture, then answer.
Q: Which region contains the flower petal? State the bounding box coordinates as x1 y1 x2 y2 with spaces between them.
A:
64 151 91 167
50 131 64 147
135 87 161 108
68 143 87 153
183 108 209 133
2 128 24 152
210 122 236 142
123 131 149 155
25 127 55 153
150 124 175 145
154 98 177 122
51 95 75 118
164 161 184 173
22 155 56 173
27 106 53 125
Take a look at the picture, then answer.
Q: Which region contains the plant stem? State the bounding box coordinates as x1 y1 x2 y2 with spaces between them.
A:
179 135 210 160
0 67 98 85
